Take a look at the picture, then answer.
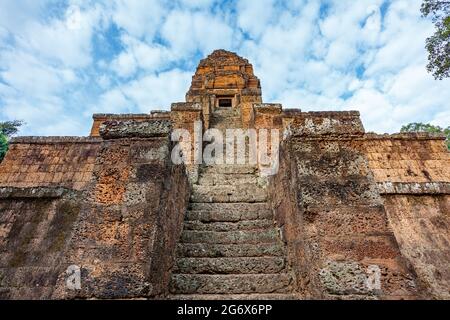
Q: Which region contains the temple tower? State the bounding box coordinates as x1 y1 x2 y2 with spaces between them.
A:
186 49 262 128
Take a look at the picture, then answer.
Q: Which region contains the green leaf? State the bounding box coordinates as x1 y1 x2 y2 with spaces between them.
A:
0 133 8 163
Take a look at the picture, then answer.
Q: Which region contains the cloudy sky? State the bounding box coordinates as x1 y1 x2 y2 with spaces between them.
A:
0 0 449 136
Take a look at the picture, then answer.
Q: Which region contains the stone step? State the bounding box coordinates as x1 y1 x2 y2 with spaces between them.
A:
180 229 279 244
169 293 299 300
211 116 241 122
210 116 241 124
211 117 241 123
197 173 261 186
213 114 240 118
191 184 267 203
189 202 269 212
183 219 273 232
174 257 285 274
200 164 257 175
170 274 293 294
176 243 285 258
186 209 272 223
213 108 240 116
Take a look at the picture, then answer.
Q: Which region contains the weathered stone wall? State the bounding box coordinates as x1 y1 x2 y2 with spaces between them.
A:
361 133 450 299
0 121 190 299
0 137 101 190
383 195 449 299
170 102 203 183
0 138 100 299
363 133 449 183
0 188 83 299
268 112 420 299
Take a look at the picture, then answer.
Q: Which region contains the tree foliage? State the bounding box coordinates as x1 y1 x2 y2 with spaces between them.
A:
0 120 25 137
0 133 8 162
0 120 24 162
401 122 450 149
421 0 450 79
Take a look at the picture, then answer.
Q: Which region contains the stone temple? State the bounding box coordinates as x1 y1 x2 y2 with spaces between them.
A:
0 49 449 300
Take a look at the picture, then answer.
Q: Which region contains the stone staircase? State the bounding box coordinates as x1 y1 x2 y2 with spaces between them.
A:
168 108 296 300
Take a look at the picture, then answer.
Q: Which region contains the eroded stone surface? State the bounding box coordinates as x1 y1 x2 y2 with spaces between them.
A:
170 274 293 294
99 120 171 139
174 257 285 274
176 243 285 258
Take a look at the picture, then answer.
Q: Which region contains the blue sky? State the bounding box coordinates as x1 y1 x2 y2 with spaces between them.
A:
0 0 449 136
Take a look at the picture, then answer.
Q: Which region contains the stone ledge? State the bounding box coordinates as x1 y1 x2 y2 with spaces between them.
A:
10 136 103 144
93 112 170 120
171 102 202 111
99 119 171 139
254 103 283 114
365 132 446 140
241 88 262 95
377 182 450 195
298 111 360 117
281 108 302 116
0 186 70 198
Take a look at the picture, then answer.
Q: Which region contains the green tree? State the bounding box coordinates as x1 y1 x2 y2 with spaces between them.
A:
401 122 450 149
0 133 8 162
0 120 24 162
421 0 450 79
0 120 24 136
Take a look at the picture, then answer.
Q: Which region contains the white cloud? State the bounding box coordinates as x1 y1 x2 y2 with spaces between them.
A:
15 4 103 68
0 1 50 33
236 0 276 39
111 51 138 78
86 88 132 115
111 35 173 77
346 88 395 133
0 0 449 137
0 50 77 98
111 0 166 40
1 97 85 136
161 10 234 58
121 69 192 112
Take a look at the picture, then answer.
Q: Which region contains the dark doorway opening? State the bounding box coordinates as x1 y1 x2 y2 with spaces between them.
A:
218 98 232 108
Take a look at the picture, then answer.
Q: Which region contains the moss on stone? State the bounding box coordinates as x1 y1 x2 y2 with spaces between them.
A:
46 200 80 252
8 199 50 267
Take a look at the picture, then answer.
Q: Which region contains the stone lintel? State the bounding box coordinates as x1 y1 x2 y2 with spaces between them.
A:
240 88 262 96
10 136 102 144
281 108 302 116
254 103 283 114
365 132 447 141
0 186 71 199
99 119 172 139
171 102 203 112
93 112 170 120
282 110 361 119
377 182 450 195
304 111 360 117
